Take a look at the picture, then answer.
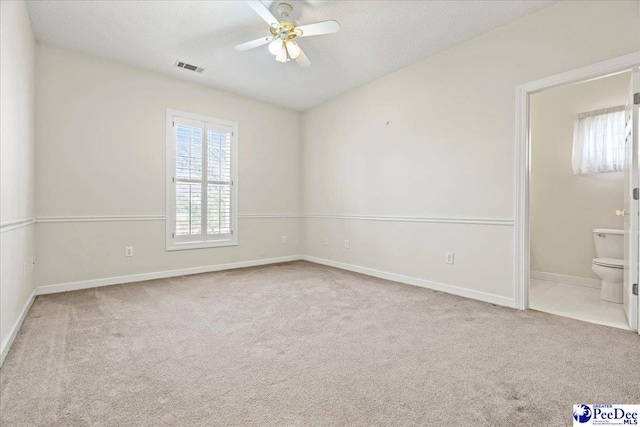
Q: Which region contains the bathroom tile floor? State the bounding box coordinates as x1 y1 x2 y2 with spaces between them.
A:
530 279 629 330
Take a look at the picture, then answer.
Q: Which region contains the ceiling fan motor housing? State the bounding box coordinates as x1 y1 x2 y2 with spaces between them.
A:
270 21 301 40
268 3 302 40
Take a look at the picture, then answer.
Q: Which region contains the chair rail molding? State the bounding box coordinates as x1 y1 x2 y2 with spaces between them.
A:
0 218 36 233
34 214 302 223
32 214 515 225
239 214 302 219
303 214 514 226
36 215 165 223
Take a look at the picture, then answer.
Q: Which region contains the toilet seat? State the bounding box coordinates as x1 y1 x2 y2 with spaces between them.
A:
592 258 624 269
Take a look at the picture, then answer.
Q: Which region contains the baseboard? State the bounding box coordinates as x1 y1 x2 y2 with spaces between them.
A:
530 271 601 289
36 254 516 307
300 255 515 308
36 255 302 295
1 289 37 367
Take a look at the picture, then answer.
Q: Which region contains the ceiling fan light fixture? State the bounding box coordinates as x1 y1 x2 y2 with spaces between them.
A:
237 1 340 68
286 41 301 59
268 39 283 55
275 45 288 62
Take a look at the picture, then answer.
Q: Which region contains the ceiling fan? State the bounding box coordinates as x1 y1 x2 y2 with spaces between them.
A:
235 1 340 68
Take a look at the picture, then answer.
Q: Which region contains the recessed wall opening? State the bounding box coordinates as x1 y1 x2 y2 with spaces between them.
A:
515 54 640 334
528 72 630 329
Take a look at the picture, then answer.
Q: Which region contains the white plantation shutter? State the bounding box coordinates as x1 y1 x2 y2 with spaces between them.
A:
175 120 203 238
167 110 237 250
206 125 232 237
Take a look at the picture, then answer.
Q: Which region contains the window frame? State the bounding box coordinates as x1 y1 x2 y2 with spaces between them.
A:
165 108 238 251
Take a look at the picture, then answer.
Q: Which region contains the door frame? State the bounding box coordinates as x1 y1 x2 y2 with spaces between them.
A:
513 51 640 319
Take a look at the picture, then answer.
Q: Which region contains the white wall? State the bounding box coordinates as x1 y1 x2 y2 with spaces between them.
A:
301 0 640 305
530 73 628 280
0 0 36 361
35 45 302 287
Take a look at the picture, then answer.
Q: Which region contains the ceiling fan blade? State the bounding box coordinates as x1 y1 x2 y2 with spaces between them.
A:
247 1 279 26
295 20 340 37
235 36 274 51
295 47 311 68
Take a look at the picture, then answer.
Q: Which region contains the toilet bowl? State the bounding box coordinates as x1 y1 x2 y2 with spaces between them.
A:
592 258 624 303
592 229 624 304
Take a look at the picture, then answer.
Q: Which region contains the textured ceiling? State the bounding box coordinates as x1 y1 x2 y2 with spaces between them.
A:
26 0 557 111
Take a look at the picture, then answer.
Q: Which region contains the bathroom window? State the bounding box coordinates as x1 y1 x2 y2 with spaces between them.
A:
572 106 625 175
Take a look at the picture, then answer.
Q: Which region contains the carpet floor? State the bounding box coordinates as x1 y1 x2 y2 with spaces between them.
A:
1 261 639 426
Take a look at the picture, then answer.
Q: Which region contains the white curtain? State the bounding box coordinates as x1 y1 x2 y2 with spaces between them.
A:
572 106 626 175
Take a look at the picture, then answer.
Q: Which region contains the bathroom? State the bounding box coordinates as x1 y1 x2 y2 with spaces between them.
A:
529 71 631 329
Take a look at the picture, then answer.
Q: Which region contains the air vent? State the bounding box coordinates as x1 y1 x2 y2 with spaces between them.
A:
174 61 204 74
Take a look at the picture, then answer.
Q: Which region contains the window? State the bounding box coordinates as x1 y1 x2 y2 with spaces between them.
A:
572 106 625 175
166 109 238 250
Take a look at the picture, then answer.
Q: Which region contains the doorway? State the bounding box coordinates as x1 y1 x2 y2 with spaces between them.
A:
529 73 628 328
514 52 640 333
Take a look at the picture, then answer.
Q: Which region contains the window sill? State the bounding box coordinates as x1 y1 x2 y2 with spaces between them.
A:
166 239 238 251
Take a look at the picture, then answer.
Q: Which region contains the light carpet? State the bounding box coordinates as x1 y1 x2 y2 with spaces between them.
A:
1 261 639 426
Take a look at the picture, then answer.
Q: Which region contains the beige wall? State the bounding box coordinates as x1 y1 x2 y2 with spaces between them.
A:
301 1 640 304
35 45 302 287
1 0 36 360
530 73 628 279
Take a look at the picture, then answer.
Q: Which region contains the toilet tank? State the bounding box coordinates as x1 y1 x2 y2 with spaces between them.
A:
593 228 624 259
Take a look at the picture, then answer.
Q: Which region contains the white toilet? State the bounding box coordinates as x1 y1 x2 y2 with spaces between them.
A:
592 228 624 304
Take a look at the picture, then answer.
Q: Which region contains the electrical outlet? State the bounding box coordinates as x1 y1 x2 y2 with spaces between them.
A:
323 237 328 246
344 239 350 249
282 236 287 244
125 246 134 257
445 252 454 264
